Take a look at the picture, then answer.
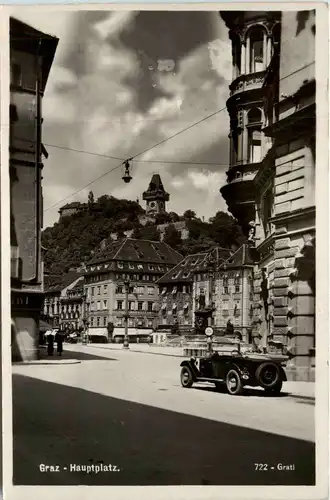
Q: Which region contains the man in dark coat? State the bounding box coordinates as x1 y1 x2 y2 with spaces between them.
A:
55 331 64 356
47 334 54 356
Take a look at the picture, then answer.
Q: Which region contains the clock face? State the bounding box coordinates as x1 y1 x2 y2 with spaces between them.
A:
149 201 156 209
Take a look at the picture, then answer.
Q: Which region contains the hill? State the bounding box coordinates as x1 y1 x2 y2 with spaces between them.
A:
41 194 246 275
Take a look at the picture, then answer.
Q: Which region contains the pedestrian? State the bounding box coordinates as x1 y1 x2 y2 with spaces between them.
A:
47 333 54 356
55 331 63 356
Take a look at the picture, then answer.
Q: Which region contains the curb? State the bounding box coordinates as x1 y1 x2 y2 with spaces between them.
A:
13 359 81 366
87 344 185 358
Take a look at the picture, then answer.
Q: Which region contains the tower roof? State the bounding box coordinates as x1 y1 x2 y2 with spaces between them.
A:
142 174 169 201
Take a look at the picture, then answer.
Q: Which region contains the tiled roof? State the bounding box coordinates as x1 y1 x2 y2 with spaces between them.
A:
218 243 254 270
156 253 208 284
59 202 84 210
44 271 84 293
142 174 169 200
194 247 233 272
87 238 183 267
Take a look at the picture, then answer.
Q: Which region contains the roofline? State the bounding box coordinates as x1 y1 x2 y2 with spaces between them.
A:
155 252 208 284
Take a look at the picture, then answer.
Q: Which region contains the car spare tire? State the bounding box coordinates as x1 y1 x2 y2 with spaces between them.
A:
255 362 281 389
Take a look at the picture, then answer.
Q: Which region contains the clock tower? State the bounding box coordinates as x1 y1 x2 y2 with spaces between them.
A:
142 174 170 216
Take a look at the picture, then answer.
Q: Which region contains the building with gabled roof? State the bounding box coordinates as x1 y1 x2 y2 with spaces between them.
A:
193 244 254 341
156 252 208 331
83 238 183 340
43 271 85 331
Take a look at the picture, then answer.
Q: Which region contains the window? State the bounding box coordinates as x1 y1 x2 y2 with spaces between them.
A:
128 301 134 311
103 317 107 326
97 317 100 326
147 302 153 312
91 287 95 296
104 284 108 293
137 264 143 270
129 263 135 270
161 287 166 295
148 264 154 271
90 301 95 311
138 301 143 311
234 303 240 317
117 300 123 310
118 262 124 269
172 286 178 295
234 275 241 293
90 317 94 326
147 286 154 295
249 28 264 73
103 300 107 310
135 286 144 294
116 286 123 294
97 301 101 311
262 188 274 237
247 108 262 164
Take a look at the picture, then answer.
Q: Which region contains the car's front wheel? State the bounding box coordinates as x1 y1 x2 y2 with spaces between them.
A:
180 366 193 388
226 369 243 395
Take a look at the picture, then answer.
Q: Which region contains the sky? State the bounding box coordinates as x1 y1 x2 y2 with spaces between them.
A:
10 8 232 228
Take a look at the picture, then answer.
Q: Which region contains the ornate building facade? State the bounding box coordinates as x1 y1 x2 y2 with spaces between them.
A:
83 238 182 341
193 245 253 340
10 18 58 361
220 10 316 380
156 253 207 332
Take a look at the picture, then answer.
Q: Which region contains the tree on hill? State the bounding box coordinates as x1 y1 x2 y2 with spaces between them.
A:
163 224 182 250
154 212 171 225
183 209 197 220
168 211 180 223
135 225 161 241
88 191 94 207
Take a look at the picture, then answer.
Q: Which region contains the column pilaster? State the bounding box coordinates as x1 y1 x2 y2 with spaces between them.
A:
245 37 250 74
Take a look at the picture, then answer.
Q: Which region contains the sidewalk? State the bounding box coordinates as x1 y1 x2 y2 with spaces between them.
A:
88 343 315 401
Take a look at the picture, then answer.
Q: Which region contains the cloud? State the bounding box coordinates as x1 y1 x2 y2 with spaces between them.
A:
14 10 232 228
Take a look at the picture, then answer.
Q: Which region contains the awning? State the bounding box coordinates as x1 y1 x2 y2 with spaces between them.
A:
87 327 107 336
40 319 53 332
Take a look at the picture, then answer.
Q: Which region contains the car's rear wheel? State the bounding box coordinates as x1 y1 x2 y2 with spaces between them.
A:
180 366 193 388
226 369 243 396
256 362 281 389
264 379 283 395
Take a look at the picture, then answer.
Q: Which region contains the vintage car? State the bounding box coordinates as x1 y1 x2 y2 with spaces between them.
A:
180 345 288 396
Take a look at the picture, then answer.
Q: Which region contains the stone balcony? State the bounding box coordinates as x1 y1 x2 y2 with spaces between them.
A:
229 70 266 98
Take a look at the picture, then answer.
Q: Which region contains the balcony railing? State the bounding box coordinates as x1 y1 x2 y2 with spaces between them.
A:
229 70 266 97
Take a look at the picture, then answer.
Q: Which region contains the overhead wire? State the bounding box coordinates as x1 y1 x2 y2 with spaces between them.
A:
20 61 316 222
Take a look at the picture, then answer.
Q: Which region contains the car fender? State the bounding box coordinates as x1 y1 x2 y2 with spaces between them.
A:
180 359 200 379
280 366 287 381
226 362 244 378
